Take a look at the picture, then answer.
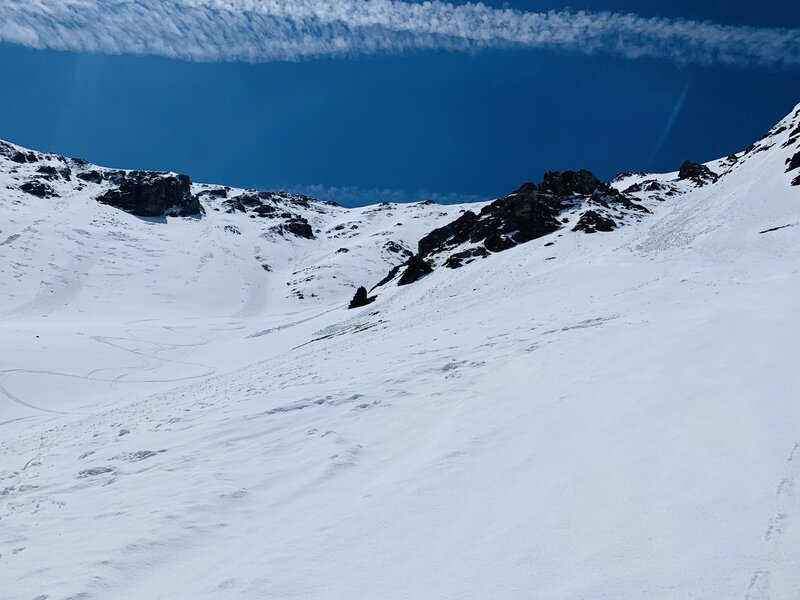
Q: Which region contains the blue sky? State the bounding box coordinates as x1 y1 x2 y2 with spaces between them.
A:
1 0 799 206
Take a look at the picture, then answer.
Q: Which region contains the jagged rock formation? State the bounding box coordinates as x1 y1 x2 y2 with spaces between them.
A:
348 286 376 309
380 170 646 286
19 181 57 198
217 190 318 239
35 165 71 181
678 160 719 186
787 150 800 173
573 210 616 233
397 255 433 286
81 170 201 218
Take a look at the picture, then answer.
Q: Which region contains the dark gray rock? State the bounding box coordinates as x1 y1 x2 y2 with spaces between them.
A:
10 151 38 164
397 255 433 286
76 170 104 184
443 247 490 269
95 171 201 217
200 188 228 198
20 181 57 198
35 165 70 181
384 241 412 257
348 286 376 309
786 151 800 173
484 232 517 253
572 210 616 233
678 160 718 185
539 170 604 196
283 217 314 239
374 169 641 287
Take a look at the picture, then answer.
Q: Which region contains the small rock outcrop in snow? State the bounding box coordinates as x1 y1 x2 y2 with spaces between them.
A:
20 181 58 198
678 160 719 186
572 210 617 233
348 286 376 309
786 150 800 173
397 255 434 286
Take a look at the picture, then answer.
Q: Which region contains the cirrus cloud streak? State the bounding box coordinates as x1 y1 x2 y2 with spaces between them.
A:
1 0 798 68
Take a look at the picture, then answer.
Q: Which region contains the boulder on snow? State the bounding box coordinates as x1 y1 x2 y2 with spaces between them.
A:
348 286 376 309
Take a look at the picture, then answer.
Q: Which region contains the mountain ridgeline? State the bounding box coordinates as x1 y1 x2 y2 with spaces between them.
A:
2 101 800 313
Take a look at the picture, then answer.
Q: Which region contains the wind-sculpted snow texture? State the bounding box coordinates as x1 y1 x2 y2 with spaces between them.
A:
1 104 800 599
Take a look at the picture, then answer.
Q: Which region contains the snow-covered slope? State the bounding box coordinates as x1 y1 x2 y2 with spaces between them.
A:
1 103 800 600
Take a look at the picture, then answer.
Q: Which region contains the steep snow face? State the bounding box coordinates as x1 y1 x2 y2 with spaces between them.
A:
1 103 800 600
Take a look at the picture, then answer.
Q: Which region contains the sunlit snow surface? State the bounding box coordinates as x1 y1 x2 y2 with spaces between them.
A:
1 105 800 599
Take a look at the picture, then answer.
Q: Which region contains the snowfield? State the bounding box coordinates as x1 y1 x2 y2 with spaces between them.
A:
2 103 800 599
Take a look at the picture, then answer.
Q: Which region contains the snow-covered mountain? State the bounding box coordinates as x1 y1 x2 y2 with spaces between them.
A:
1 102 799 600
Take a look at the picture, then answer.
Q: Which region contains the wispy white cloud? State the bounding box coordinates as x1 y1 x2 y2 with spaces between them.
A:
269 182 487 207
1 0 798 68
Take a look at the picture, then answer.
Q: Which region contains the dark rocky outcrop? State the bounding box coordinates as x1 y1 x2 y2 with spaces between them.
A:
415 181 564 258
786 150 800 173
92 171 201 217
35 165 71 181
217 191 319 238
414 171 622 261
384 241 412 257
20 181 57 198
623 180 666 195
572 210 617 233
397 255 433 286
75 170 104 184
382 169 641 286
11 150 38 164
34 165 67 181
613 196 650 213
443 247 490 269
678 160 718 185
348 286 376 309
282 217 315 239
199 188 228 198
539 169 604 196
